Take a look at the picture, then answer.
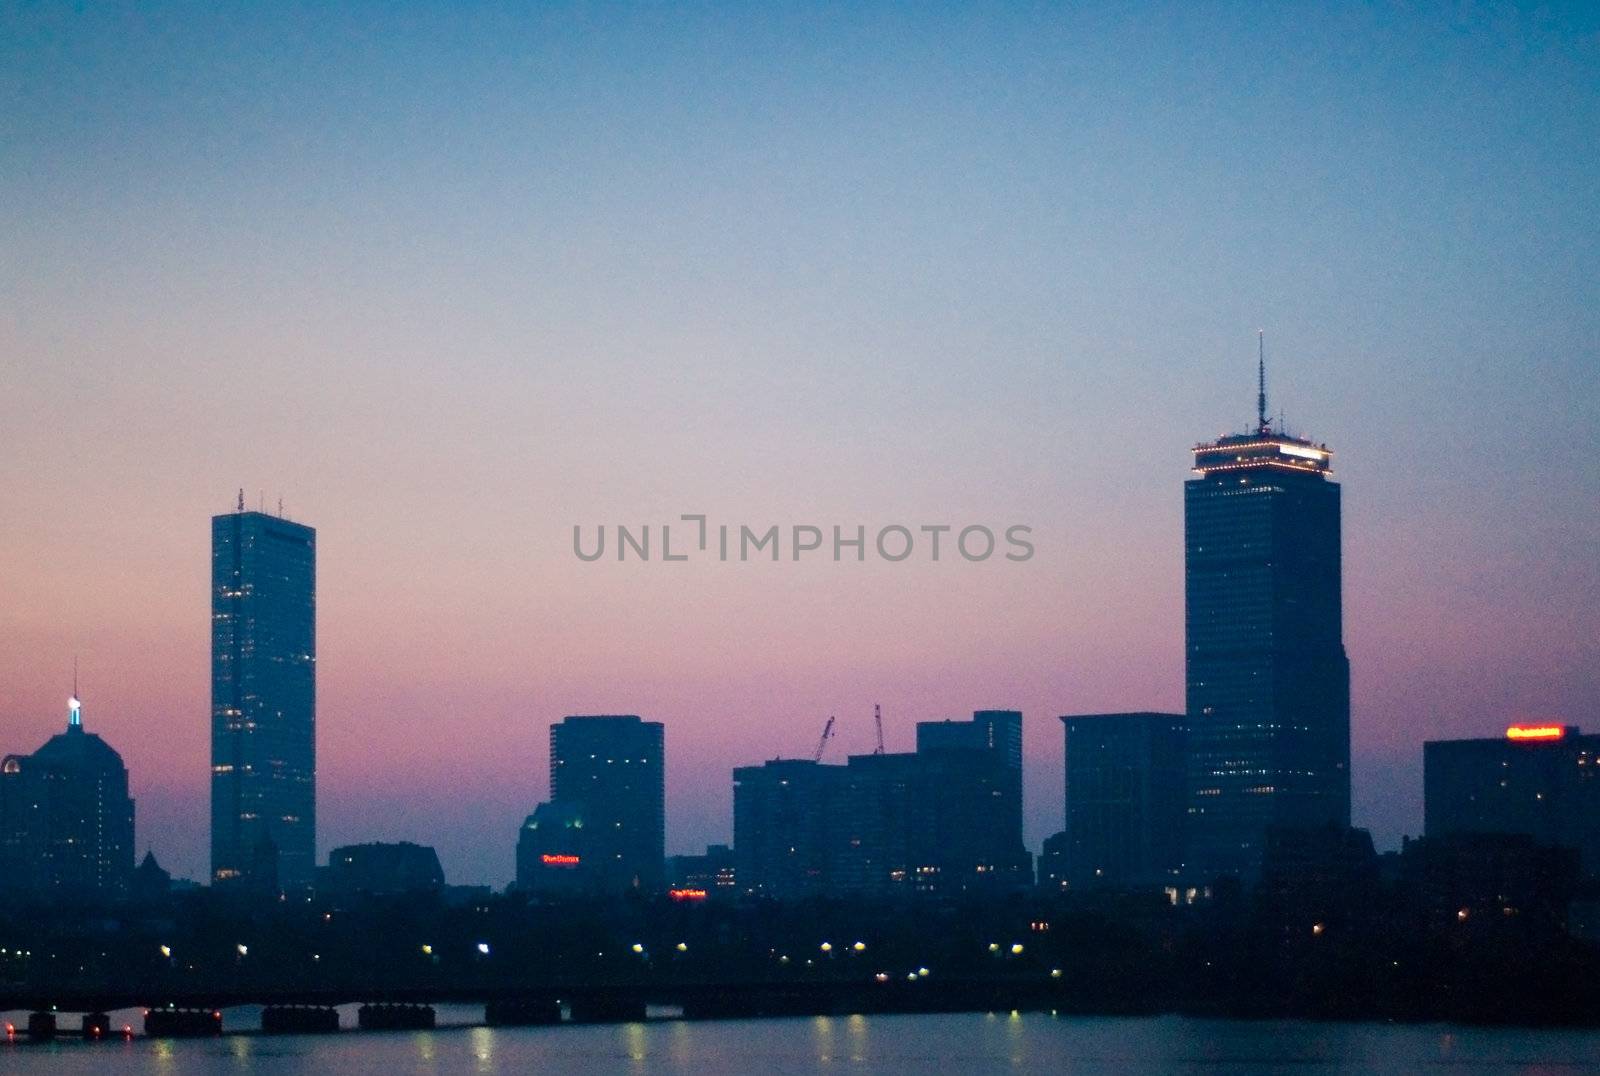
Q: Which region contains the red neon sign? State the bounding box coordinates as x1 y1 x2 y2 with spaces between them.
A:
1506 725 1566 741
668 887 708 902
540 853 581 866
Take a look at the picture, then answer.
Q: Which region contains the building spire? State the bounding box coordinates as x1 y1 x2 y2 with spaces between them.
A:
69 655 82 730
1256 330 1269 434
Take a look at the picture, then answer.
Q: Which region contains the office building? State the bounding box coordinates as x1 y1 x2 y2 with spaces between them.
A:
519 714 664 894
0 693 135 903
322 841 445 896
516 800 590 894
1060 712 1187 889
733 759 845 899
666 843 736 898
1424 724 1600 876
1185 342 1349 880
736 710 1030 899
211 498 317 891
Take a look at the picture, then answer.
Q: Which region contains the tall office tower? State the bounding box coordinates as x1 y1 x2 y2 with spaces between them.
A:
836 709 1030 896
1059 712 1187 889
917 708 1024 841
0 693 135 903
546 715 665 892
733 758 846 899
1185 339 1349 881
211 497 316 891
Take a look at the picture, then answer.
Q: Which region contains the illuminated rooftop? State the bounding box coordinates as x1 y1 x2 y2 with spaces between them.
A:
1191 430 1333 478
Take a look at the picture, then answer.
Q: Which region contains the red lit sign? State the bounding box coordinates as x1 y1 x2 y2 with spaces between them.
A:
668 887 708 902
540 853 581 867
1506 725 1566 741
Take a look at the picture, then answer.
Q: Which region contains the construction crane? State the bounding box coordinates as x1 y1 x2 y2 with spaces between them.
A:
812 715 836 762
873 703 885 755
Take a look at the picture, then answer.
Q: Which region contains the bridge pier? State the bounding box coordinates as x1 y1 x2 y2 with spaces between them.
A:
262 1005 341 1034
568 995 647 1023
484 998 562 1026
144 1008 223 1037
357 1003 435 1030
82 1011 114 1039
26 1012 56 1041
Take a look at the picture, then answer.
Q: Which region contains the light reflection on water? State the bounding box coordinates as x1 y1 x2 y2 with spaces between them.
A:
3 1012 1600 1074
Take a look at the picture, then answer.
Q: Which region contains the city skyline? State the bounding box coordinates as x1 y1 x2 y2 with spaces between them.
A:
4 3 1597 887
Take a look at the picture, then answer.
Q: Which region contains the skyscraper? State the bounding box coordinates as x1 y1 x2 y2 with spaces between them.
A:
733 758 846 899
1060 712 1187 890
0 692 135 903
523 715 664 893
210 497 317 891
1184 340 1349 881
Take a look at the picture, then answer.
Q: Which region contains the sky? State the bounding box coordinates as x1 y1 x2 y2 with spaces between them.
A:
2 2 1598 886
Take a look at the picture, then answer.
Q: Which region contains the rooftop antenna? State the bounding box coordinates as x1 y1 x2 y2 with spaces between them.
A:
69 655 82 729
1256 329 1269 434
873 703 885 755
277 497 284 518
237 488 245 513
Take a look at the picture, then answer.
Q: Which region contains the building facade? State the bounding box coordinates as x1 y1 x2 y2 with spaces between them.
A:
1424 724 1600 877
1060 712 1187 889
735 710 1030 899
0 695 135 903
1185 352 1349 881
211 502 317 891
519 715 664 894
322 841 445 896
733 758 845 899
666 843 736 898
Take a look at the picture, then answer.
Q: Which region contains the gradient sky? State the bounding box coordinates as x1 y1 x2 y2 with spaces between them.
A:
3 2 1598 886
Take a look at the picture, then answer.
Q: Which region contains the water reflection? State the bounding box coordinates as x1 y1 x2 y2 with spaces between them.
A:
4 1013 1600 1074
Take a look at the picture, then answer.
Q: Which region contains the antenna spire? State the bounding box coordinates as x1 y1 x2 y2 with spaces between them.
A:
1256 330 1269 433
69 656 82 729
237 488 246 513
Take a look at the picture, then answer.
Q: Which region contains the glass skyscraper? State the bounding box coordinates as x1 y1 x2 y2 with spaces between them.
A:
210 500 316 891
1184 351 1349 881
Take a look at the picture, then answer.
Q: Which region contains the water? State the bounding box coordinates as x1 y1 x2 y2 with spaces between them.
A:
5 1008 1600 1073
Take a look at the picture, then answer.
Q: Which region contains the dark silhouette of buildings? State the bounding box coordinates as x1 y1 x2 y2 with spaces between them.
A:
1424 724 1600 877
666 843 736 897
518 715 664 894
734 710 1030 898
0 694 135 903
1185 344 1349 881
1059 712 1187 889
210 500 317 891
516 800 590 894
1037 830 1069 891
321 841 445 896
131 850 172 902
1400 831 1580 932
